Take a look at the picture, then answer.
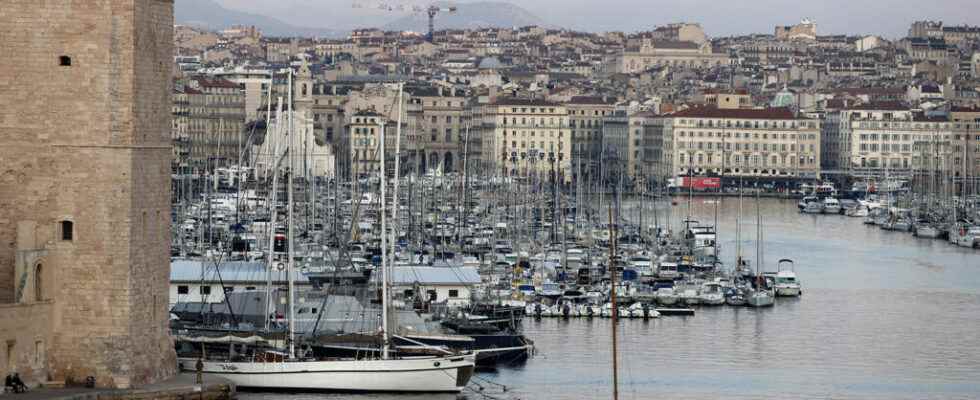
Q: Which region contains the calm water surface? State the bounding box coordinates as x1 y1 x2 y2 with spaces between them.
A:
241 197 980 400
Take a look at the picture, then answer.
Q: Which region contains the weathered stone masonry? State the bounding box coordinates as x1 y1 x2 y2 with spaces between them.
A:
0 0 177 388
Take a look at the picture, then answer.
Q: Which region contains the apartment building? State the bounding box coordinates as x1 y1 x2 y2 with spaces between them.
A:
484 98 572 181
664 106 821 184
566 96 616 182
172 77 246 169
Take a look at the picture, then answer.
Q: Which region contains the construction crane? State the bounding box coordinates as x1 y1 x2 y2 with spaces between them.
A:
352 2 457 42
423 5 457 42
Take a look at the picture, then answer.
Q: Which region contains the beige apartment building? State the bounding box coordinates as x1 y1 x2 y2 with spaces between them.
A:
566 96 616 181
484 98 572 181
172 77 246 169
851 116 979 178
665 106 821 182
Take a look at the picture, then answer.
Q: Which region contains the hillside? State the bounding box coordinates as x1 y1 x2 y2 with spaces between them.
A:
383 1 548 33
174 0 346 38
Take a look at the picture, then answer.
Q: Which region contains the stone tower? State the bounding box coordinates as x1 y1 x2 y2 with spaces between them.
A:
0 0 177 389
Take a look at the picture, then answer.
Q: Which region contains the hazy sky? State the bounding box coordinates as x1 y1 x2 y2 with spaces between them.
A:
217 0 979 38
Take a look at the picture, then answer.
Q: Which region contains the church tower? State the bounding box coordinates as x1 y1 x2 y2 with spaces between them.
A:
0 0 177 388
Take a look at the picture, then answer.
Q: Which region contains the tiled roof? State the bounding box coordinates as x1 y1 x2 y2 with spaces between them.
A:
670 106 804 120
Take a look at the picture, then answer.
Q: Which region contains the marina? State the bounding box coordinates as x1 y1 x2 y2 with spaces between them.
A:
169 136 980 397
229 196 980 400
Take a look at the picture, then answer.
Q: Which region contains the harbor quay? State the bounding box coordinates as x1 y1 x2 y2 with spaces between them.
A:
7 374 234 400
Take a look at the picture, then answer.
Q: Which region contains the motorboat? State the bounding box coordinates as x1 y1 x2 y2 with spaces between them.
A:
821 198 842 215
655 287 679 306
725 287 747 306
656 262 680 280
698 281 726 305
954 225 980 248
773 259 801 297
797 195 819 211
801 201 823 214
678 287 701 305
746 288 775 307
845 204 869 217
913 223 942 239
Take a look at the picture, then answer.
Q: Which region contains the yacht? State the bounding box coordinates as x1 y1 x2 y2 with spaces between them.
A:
773 259 801 297
656 262 680 280
746 285 775 307
797 195 819 211
655 287 679 306
845 204 870 217
698 281 726 305
913 222 942 239
801 201 823 214
821 198 842 214
954 225 980 248
178 354 475 392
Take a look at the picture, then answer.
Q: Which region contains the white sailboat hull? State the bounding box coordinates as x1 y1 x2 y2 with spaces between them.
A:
178 354 475 392
746 292 775 307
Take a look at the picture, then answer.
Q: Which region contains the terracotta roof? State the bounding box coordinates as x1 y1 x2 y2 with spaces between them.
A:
492 98 561 107
670 106 804 120
567 96 616 105
844 101 909 111
950 106 980 113
193 77 241 89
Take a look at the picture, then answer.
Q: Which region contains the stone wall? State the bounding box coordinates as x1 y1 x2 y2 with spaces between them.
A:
0 0 176 389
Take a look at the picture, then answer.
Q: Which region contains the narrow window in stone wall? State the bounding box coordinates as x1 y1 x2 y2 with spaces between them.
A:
6 341 15 372
61 221 73 241
34 341 44 366
34 264 42 301
59 56 71 66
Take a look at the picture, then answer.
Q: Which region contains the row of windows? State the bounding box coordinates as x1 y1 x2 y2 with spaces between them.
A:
856 122 977 130
501 117 563 126
678 119 816 129
678 152 817 166
507 107 558 114
859 143 913 152
679 142 816 152
678 131 817 140
507 130 560 138
509 140 562 150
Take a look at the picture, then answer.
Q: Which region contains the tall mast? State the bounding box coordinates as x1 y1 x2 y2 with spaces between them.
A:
264 97 284 332
608 200 619 400
379 115 391 360
390 82 403 294
286 69 296 360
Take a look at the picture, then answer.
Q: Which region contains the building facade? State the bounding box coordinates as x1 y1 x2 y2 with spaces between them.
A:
173 77 246 170
664 107 821 184
566 96 616 183
484 99 572 181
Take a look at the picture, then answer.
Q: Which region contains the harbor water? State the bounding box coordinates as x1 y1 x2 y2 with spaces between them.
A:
240 197 980 400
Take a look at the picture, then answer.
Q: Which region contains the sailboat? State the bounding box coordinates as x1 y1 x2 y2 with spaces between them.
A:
746 192 775 307
178 78 475 392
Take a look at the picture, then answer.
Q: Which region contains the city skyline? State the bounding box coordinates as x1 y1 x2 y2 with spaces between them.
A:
214 0 980 38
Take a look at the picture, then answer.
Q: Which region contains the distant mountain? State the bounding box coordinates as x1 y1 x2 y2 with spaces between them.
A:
174 0 346 38
383 1 548 33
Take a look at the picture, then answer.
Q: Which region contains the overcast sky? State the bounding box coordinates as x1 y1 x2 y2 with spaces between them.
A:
217 0 979 38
